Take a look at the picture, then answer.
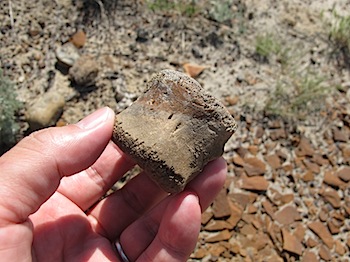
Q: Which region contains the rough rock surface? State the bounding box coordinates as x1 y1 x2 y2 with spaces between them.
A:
25 90 65 130
112 70 237 193
69 55 99 87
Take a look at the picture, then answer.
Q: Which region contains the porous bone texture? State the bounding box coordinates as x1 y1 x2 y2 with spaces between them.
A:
112 70 237 193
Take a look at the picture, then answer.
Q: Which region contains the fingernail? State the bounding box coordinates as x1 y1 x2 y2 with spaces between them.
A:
76 107 111 130
185 192 199 204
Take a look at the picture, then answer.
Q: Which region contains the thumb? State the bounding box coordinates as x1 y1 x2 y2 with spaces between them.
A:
0 107 115 225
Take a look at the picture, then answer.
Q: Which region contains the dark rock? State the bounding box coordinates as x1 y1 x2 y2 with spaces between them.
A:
69 55 99 87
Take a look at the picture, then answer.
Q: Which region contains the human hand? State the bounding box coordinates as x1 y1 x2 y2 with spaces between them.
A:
0 107 227 261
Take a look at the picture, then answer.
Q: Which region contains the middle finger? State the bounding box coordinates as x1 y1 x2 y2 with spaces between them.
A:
88 170 168 240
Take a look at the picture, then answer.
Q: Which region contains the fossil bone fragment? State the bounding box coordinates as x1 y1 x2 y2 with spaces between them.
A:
112 70 237 193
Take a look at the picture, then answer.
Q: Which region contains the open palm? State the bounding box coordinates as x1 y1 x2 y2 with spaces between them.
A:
0 108 226 261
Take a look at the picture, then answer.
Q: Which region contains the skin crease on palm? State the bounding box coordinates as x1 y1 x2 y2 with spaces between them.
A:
0 107 227 261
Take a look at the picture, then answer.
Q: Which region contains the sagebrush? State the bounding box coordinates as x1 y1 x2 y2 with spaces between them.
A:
0 70 22 149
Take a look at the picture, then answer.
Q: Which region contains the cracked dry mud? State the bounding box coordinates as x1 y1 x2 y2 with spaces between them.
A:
112 70 237 193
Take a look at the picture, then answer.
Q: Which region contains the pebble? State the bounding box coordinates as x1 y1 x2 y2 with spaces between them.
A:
281 228 303 256
212 190 232 218
323 170 346 188
319 245 332 261
302 159 320 173
55 42 80 67
332 128 348 142
265 154 281 169
295 136 315 157
26 90 65 130
183 63 207 78
327 219 340 234
334 240 346 256
204 220 233 231
335 166 350 182
308 221 334 249
239 176 269 191
205 230 232 243
69 30 86 48
69 55 99 87
274 205 301 225
301 251 318 262
243 157 266 176
320 187 341 208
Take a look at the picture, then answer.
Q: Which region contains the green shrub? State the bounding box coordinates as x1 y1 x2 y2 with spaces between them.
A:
208 0 233 23
330 13 350 51
265 73 329 120
328 12 350 68
0 70 22 148
255 33 283 62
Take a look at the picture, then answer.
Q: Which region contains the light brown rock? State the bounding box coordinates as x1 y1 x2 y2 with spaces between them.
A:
112 70 236 193
301 251 318 262
301 171 314 182
224 95 239 106
294 224 306 242
262 200 276 219
229 192 257 208
327 219 340 234
306 237 318 248
26 90 65 130
206 229 232 243
323 170 346 188
336 166 350 182
320 187 341 209
269 191 294 206
255 126 264 138
70 30 86 48
232 154 245 166
201 210 213 225
191 247 207 259
312 153 329 166
212 189 231 218
319 244 332 261
204 220 233 231
207 243 226 256
308 221 334 249
332 128 348 142
295 136 314 157
251 233 269 251
243 157 266 176
240 223 257 236
227 202 243 227
303 159 320 173
319 209 328 222
274 205 301 225
265 154 281 169
335 240 346 256
341 145 350 161
280 194 294 205
282 228 303 256
248 145 259 155
239 176 269 191
247 204 258 214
